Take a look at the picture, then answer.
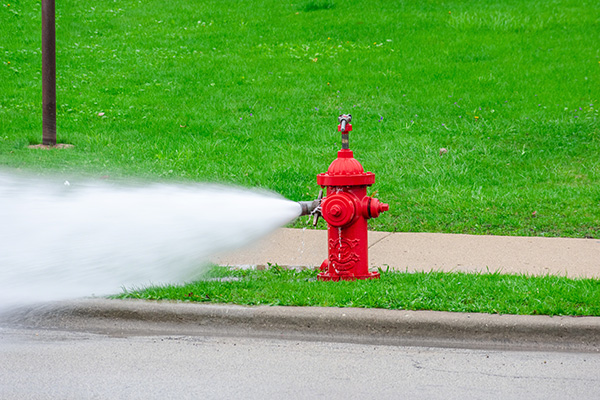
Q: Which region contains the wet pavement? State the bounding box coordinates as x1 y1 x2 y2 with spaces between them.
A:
2 322 599 400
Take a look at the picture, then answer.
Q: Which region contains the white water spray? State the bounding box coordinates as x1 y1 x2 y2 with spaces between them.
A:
0 172 302 308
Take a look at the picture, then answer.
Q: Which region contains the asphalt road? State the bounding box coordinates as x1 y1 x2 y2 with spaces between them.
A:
1 325 600 400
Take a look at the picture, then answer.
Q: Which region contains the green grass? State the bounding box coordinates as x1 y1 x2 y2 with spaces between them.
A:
1 0 599 237
116 266 600 316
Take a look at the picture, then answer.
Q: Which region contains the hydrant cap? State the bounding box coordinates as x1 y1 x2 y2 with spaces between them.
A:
321 192 357 227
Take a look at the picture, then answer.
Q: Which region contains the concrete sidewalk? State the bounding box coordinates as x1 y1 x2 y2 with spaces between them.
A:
212 228 600 278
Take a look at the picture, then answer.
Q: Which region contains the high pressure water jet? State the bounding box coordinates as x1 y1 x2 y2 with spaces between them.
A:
297 114 389 281
0 176 302 308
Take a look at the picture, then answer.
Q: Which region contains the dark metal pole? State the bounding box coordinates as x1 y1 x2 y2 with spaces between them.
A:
42 0 56 146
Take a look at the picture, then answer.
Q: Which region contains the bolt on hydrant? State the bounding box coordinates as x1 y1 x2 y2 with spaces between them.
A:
298 114 389 280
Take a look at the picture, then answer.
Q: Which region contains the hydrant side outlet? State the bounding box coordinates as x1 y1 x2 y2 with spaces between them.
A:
316 115 389 281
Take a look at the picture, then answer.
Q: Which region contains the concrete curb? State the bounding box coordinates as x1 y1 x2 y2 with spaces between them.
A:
3 298 599 353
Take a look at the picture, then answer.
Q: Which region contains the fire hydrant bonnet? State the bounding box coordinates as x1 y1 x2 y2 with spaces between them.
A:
317 149 375 186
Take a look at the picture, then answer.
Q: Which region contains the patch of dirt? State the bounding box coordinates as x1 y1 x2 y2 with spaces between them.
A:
28 143 75 150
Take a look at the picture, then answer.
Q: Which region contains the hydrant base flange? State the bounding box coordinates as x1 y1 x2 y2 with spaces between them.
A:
317 259 381 281
317 271 381 281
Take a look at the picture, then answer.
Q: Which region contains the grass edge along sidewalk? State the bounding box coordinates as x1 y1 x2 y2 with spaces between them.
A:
116 266 600 317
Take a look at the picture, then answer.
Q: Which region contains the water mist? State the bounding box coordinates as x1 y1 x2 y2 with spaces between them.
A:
0 172 302 308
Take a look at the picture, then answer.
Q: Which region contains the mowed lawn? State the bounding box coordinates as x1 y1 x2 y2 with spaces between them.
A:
1 0 599 237
119 266 600 317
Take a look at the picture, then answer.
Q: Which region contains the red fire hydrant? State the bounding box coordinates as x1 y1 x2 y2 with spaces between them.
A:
315 114 389 281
